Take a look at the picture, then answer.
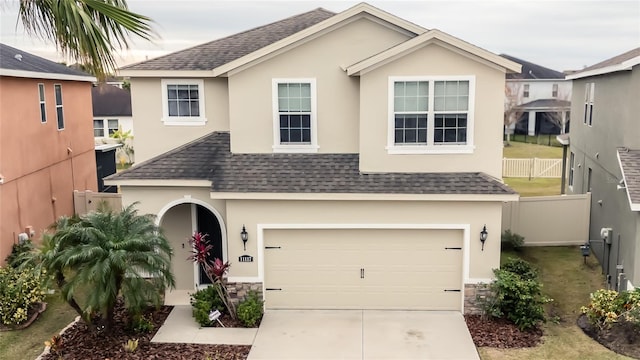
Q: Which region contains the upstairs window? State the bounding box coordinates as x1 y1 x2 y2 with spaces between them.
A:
583 82 595 126
272 79 318 153
388 76 474 154
523 84 530 98
54 84 64 130
38 83 46 123
161 79 206 126
552 83 558 98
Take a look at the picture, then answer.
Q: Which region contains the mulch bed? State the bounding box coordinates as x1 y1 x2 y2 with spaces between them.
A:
40 301 250 360
577 314 640 359
464 315 543 348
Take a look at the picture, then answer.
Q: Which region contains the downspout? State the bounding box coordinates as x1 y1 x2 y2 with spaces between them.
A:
560 145 567 194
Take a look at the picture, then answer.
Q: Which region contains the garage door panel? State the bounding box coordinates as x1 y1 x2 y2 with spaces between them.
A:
264 228 463 310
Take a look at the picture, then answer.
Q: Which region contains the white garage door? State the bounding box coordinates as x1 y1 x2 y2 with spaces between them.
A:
264 228 463 310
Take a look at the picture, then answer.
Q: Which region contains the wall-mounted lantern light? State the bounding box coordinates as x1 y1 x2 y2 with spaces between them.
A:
241 225 248 251
480 225 488 251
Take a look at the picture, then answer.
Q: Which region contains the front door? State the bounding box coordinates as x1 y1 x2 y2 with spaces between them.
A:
196 205 223 285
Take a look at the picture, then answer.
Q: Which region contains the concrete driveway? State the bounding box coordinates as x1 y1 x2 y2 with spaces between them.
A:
247 310 479 360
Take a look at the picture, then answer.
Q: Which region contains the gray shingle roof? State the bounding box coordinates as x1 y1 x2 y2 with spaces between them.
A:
0 43 91 78
501 54 566 79
579 47 640 74
122 8 335 71
618 148 640 209
107 132 515 195
92 84 132 117
517 99 571 109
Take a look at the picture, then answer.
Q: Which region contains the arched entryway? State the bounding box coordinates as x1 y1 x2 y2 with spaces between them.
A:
158 200 226 290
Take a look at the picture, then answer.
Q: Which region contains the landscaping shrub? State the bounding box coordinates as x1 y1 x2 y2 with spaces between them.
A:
190 285 226 327
581 288 640 330
5 239 34 268
501 230 525 251
480 258 550 331
237 291 264 328
0 265 45 325
501 257 539 279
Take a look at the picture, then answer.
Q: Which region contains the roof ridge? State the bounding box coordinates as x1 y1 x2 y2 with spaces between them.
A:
120 8 336 71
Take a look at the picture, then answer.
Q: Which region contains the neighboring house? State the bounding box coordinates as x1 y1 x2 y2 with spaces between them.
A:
566 47 640 291
0 43 97 264
502 54 572 136
92 83 134 164
106 3 520 313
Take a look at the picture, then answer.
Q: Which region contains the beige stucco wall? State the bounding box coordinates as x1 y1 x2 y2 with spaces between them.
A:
129 78 230 163
358 43 506 177
225 199 503 282
228 16 411 153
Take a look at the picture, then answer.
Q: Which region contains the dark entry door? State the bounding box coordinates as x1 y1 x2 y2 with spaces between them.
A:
197 205 223 284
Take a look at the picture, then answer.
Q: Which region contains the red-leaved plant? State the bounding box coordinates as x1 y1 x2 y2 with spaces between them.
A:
188 232 236 319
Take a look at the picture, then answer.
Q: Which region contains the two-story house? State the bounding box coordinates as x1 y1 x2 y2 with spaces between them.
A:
566 47 640 291
502 54 571 136
0 43 97 264
107 3 520 313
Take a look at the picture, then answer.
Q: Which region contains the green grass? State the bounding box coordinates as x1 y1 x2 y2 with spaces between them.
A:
506 134 563 148
504 177 562 197
0 293 79 360
503 141 564 159
480 247 631 360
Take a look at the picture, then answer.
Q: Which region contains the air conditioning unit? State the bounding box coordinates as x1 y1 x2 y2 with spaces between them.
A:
600 227 613 244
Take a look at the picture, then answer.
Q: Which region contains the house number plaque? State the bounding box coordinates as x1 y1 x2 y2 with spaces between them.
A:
239 255 254 262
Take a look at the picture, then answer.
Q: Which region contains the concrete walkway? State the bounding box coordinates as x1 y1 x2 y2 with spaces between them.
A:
151 305 257 345
248 310 480 360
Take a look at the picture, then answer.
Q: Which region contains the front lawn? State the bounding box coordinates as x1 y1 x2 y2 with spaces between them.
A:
480 247 632 360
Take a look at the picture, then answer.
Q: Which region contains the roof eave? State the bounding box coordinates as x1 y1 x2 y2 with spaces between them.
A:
103 179 213 187
118 69 215 78
0 69 96 82
346 29 521 76
209 192 519 201
566 56 640 80
616 149 640 212
212 3 426 77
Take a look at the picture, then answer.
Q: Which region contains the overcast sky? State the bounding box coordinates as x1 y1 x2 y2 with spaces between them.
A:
1 0 639 72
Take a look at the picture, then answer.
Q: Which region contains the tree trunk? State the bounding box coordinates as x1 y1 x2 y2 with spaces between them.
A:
55 272 86 321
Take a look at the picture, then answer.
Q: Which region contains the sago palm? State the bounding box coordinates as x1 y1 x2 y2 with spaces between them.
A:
18 0 155 79
46 204 175 330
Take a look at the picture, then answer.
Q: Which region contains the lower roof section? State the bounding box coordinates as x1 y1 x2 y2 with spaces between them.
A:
106 132 516 198
617 148 640 211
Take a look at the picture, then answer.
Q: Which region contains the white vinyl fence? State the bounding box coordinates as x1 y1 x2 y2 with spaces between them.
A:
502 158 562 178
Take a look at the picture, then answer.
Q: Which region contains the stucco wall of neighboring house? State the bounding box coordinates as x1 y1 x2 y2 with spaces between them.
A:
130 77 230 163
569 65 640 288
358 43 506 178
507 80 572 102
0 77 97 263
227 16 411 154
224 199 503 282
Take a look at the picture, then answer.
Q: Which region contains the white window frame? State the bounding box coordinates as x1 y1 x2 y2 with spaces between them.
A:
161 79 207 126
523 84 530 98
38 83 47 123
387 76 475 154
568 151 575 190
54 84 64 130
588 82 595 126
272 78 318 153
552 83 558 98
93 119 105 137
93 118 119 138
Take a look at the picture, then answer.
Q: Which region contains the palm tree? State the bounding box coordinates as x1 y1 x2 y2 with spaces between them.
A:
18 0 155 79
27 204 175 331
